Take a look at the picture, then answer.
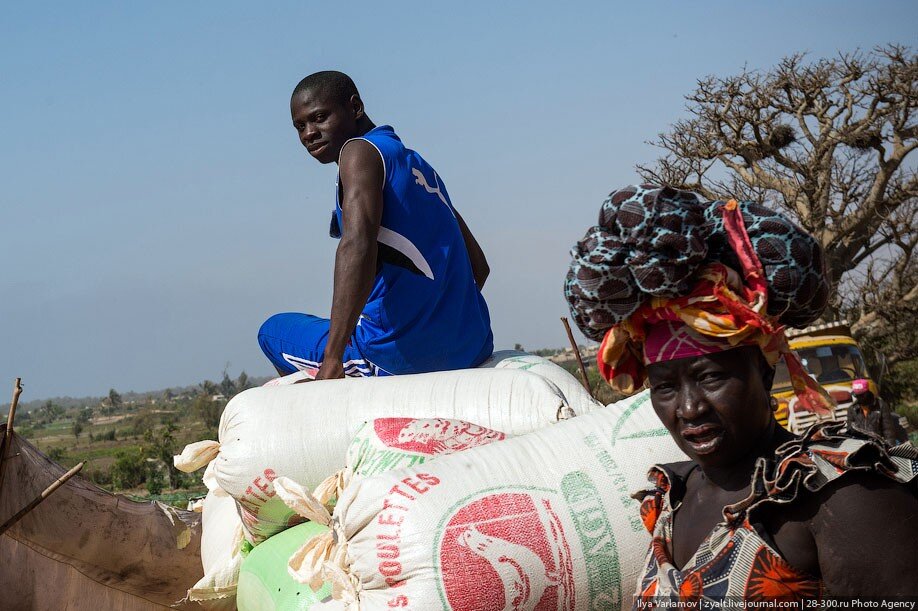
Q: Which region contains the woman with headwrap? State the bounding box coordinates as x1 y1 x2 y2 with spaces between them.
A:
566 186 918 601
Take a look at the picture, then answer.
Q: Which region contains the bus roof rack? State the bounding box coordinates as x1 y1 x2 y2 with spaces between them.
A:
786 320 851 340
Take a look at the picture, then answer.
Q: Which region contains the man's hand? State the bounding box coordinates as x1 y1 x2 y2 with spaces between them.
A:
315 359 345 380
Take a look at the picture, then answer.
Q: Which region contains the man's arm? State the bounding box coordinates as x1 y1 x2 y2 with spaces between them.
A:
810 473 918 596
454 210 489 289
879 399 907 445
316 140 384 380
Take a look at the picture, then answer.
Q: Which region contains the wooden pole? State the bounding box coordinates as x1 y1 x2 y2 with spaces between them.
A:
0 461 84 537
0 378 23 500
561 317 595 400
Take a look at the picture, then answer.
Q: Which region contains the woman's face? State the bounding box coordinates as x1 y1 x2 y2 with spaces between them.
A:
647 346 775 468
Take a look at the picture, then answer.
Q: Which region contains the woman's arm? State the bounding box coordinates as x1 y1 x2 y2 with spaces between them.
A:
811 472 918 596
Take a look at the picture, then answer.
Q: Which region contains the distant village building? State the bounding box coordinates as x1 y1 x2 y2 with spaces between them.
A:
549 344 599 366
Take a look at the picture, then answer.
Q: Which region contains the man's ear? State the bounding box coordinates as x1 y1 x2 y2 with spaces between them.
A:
350 94 365 120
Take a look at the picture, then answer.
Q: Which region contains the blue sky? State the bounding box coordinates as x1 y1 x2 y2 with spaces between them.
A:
2 2 916 399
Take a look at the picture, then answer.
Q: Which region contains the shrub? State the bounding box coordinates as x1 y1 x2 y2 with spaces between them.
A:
881 359 918 428
130 413 155 436
896 402 918 429
87 468 112 486
110 449 145 490
146 477 164 495
882 359 918 401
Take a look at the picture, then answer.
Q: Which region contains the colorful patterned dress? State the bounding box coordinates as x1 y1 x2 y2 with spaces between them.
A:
632 422 918 603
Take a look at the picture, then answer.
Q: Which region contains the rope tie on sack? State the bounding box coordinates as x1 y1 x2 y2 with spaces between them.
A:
173 439 220 472
312 468 352 512
274 476 360 602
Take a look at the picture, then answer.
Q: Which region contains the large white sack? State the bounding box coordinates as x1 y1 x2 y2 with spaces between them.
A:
478 350 602 414
181 369 574 543
187 487 245 608
321 389 684 611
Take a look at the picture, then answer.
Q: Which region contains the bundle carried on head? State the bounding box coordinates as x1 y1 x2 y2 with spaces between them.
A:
565 185 829 340
564 184 834 413
564 185 710 340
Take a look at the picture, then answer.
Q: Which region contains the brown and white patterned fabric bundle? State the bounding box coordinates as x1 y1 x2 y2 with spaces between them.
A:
703 200 830 328
564 184 830 341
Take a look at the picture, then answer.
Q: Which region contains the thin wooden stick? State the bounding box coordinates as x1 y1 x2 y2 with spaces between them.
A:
561 317 595 399
0 461 84 537
0 378 24 500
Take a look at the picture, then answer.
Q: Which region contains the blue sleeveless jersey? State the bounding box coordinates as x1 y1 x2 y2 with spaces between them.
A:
332 125 493 374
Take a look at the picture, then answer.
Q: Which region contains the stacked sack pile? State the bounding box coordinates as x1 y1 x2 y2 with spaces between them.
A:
174 347 688 610
173 185 828 610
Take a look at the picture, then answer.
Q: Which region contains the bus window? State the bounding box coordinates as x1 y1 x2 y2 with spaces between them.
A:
796 344 867 384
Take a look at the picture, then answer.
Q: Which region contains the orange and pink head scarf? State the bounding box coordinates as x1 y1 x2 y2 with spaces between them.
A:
598 200 834 415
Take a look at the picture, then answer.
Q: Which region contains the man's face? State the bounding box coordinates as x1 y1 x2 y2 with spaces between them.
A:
647 346 775 469
854 391 876 409
291 88 361 164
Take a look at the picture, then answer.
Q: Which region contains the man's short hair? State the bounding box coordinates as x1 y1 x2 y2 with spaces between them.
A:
292 71 360 106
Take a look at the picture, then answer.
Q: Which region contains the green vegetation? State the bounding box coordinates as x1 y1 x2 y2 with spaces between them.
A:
9 350 915 510
10 370 262 507
555 356 623 406
882 359 918 429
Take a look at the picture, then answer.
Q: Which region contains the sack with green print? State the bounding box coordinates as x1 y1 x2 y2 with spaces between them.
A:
285 390 688 611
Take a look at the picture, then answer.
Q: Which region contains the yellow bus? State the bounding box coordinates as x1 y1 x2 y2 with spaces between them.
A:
771 322 877 435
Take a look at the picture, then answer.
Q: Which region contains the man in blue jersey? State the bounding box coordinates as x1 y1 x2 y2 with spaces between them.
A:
258 71 493 380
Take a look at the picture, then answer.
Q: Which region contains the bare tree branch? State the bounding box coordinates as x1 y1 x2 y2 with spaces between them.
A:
638 45 917 361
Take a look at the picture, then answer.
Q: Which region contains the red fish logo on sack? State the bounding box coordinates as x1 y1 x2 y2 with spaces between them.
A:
438 491 575 611
374 418 505 455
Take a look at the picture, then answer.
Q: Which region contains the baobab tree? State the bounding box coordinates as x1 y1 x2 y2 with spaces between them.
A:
639 45 917 364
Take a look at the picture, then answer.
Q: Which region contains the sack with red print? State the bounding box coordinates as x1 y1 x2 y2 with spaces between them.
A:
175 369 574 544
346 417 507 478
283 390 687 611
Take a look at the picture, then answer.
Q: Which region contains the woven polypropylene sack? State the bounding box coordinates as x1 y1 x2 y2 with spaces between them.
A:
478 350 602 414
187 488 245 608
208 369 573 543
331 390 686 610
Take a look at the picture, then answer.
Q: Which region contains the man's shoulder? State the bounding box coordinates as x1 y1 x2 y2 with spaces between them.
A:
339 138 385 172
358 126 403 153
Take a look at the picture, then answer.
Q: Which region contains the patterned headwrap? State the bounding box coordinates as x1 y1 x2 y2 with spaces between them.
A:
643 319 741 365
565 186 829 340
597 200 834 415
